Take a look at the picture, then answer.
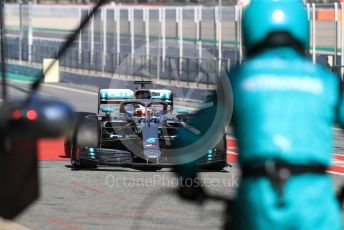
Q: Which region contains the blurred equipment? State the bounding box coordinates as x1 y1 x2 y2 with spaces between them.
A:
172 90 233 229
0 137 38 219
0 97 75 219
0 0 108 219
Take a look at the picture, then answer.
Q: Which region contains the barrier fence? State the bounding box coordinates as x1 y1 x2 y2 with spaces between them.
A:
307 3 344 78
6 42 230 87
4 3 344 81
5 3 242 62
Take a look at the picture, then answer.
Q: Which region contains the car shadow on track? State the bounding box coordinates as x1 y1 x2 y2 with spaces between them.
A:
64 165 168 172
64 165 231 173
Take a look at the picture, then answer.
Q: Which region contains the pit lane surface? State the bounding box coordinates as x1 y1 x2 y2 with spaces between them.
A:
2 80 344 230
17 162 236 230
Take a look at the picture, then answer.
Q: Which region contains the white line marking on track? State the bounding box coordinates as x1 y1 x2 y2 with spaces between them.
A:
227 151 238 155
42 84 98 96
328 171 344 176
0 218 32 230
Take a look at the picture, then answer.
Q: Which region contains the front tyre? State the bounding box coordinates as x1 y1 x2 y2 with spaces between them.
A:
65 112 97 158
71 115 99 169
202 135 227 171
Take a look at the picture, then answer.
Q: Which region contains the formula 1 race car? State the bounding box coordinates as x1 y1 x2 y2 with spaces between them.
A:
65 81 227 171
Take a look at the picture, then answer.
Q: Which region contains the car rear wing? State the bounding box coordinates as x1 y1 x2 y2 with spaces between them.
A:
98 89 135 113
134 80 152 89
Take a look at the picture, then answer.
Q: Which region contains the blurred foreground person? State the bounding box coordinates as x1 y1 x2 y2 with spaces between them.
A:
229 0 343 229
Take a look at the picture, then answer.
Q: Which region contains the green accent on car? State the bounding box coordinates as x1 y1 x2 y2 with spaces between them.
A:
176 108 189 114
100 107 115 113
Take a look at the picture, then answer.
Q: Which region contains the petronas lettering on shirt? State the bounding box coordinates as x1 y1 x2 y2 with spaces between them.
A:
242 76 323 95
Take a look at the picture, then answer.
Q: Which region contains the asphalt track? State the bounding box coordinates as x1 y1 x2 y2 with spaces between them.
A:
2 80 344 230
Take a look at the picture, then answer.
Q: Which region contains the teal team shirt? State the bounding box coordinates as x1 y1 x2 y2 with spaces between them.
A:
229 47 343 230
231 48 339 166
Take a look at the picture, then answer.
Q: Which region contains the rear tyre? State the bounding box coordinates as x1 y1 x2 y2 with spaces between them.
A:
64 132 72 158
71 114 99 169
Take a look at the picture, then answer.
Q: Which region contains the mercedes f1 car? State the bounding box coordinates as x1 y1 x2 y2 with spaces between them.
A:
65 81 227 171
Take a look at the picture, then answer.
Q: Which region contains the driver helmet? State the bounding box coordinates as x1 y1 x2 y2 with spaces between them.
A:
134 104 146 117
